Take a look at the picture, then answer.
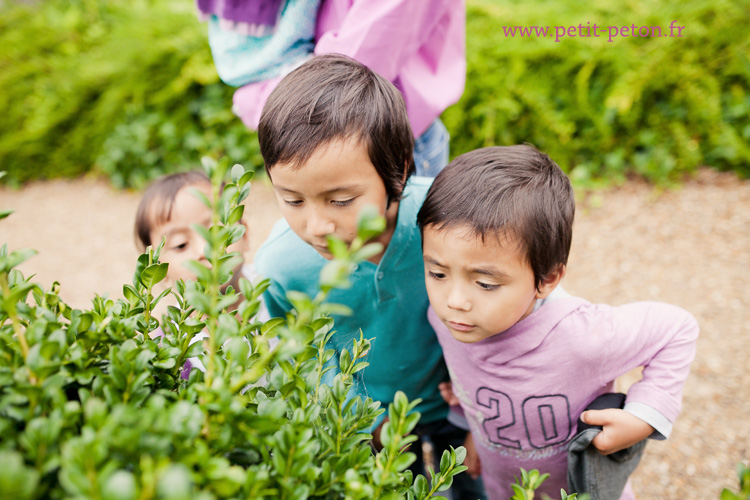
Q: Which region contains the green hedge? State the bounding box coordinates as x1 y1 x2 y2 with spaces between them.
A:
445 0 750 185
0 0 262 188
1 0 748 187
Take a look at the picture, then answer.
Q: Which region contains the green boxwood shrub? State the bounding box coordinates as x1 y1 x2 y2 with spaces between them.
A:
0 162 468 499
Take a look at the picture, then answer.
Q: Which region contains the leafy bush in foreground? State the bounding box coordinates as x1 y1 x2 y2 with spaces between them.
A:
0 161 466 499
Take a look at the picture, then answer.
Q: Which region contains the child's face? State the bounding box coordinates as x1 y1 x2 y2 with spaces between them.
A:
269 137 396 261
423 224 549 343
149 183 249 284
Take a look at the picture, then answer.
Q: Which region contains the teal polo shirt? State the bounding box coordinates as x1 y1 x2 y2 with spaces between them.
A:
255 177 449 425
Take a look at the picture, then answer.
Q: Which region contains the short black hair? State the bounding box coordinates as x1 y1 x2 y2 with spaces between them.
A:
417 145 575 289
258 54 415 204
134 171 210 251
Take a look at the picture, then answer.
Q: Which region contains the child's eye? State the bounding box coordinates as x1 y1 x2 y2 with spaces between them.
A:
428 271 447 280
477 281 499 291
331 198 354 207
284 199 303 207
173 242 188 251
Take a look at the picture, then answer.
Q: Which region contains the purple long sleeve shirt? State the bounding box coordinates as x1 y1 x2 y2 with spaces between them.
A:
232 0 466 136
429 297 698 500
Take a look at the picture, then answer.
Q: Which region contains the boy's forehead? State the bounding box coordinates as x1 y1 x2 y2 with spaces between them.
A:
425 223 520 250
269 136 383 192
423 223 529 264
270 134 368 172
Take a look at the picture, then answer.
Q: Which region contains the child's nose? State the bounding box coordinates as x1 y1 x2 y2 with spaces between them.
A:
446 286 471 312
306 210 335 238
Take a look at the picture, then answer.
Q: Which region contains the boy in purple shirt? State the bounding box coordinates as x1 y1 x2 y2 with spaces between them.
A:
416 145 699 499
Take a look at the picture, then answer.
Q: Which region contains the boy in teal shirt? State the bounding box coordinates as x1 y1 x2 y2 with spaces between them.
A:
254 55 485 498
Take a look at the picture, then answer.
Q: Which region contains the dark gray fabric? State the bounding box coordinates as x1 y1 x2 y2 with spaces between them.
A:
567 393 647 500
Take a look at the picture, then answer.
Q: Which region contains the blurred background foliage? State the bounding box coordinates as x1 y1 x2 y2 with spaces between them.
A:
446 0 750 186
0 0 261 188
1 0 748 188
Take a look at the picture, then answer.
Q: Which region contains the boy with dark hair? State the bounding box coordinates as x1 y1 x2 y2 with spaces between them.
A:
417 145 699 499
254 54 486 498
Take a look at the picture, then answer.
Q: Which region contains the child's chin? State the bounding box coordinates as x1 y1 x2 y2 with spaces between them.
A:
312 246 334 260
449 330 480 344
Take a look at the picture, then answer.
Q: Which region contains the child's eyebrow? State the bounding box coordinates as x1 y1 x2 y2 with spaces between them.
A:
423 256 446 268
275 185 360 196
163 227 188 238
470 267 510 278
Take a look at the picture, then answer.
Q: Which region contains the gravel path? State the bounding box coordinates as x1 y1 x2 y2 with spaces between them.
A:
1 169 748 498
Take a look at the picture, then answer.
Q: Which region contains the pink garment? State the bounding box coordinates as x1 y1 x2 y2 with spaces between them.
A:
428 298 698 500
233 0 466 136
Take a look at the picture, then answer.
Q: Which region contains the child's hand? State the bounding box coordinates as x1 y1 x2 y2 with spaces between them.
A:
463 432 482 479
580 408 654 455
438 381 460 406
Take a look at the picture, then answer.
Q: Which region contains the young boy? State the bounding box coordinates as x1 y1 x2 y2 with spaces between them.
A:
135 171 267 377
254 55 485 498
416 145 699 499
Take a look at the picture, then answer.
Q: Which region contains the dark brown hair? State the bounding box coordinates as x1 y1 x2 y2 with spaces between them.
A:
134 171 211 251
417 145 575 288
258 54 415 204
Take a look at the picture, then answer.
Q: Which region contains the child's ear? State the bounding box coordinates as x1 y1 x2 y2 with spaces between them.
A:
535 264 566 299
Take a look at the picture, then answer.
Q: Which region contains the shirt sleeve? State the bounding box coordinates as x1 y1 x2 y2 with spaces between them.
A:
596 302 699 437
313 0 452 82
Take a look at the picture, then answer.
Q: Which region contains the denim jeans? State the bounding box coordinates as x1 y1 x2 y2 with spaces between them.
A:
410 417 487 500
414 118 450 178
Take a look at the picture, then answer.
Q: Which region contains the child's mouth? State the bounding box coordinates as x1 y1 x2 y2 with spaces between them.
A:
447 321 475 332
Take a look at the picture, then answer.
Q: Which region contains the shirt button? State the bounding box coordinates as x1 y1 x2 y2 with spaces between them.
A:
377 272 384 280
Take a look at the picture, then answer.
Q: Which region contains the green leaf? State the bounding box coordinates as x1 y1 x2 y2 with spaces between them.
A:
352 243 384 263
189 186 212 209
139 263 169 288
227 205 245 225
511 484 528 500
325 236 349 259
393 452 416 472
231 163 245 183
356 205 387 242
181 261 211 283
0 450 40 500
412 474 429 498
720 490 739 500
454 446 467 465
156 464 193 499
2 248 37 271
122 284 140 305
101 470 136 500
261 318 285 336
439 449 451 473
